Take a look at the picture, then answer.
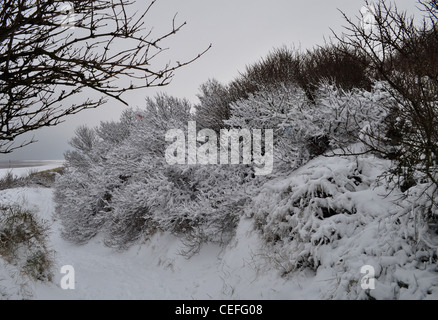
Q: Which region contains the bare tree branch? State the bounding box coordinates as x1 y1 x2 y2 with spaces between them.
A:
0 0 211 153
333 0 438 207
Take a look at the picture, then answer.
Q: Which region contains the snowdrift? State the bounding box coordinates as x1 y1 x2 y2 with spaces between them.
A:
251 152 438 299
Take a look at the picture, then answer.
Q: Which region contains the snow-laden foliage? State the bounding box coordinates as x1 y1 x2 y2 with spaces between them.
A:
0 204 54 299
251 153 438 299
103 163 254 253
225 82 390 174
55 83 395 251
54 94 255 251
48 79 438 299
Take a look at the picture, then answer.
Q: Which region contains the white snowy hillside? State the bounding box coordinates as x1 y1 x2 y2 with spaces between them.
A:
1 152 437 300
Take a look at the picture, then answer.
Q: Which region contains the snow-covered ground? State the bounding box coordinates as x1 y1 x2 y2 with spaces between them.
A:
0 186 321 300
0 162 307 299
0 162 323 299
0 157 437 300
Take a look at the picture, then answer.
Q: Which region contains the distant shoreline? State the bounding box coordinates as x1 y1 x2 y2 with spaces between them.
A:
0 160 64 169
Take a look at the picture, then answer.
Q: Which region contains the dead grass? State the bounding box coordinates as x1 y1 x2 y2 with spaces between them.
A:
0 204 54 282
0 167 64 190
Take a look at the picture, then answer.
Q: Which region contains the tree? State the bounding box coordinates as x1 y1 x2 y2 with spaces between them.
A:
302 43 372 94
230 47 309 102
335 0 438 215
0 0 210 153
55 94 251 251
195 78 232 132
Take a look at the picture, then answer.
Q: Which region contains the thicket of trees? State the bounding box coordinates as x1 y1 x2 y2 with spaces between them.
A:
54 0 438 263
195 44 372 133
54 94 257 253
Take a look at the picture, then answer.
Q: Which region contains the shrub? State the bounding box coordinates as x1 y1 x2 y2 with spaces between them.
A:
336 0 438 221
252 156 373 272
232 47 301 94
194 44 372 135
0 204 54 282
195 79 233 133
0 170 20 190
0 167 64 190
55 93 253 252
251 154 438 299
303 43 372 94
225 81 390 174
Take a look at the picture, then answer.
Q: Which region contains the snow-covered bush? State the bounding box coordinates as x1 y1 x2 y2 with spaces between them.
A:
225 84 311 172
225 82 390 174
252 155 375 271
55 80 396 253
55 94 190 245
251 153 438 299
54 120 129 244
55 93 255 251
54 167 110 244
104 162 253 253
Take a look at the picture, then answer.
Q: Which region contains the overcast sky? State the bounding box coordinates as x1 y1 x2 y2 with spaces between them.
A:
1 0 420 161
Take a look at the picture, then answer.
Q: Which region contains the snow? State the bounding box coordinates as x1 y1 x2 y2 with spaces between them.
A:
0 177 317 299
250 152 438 300
1 156 438 300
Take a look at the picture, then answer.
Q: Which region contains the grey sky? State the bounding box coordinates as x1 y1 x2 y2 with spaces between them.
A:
1 0 420 160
